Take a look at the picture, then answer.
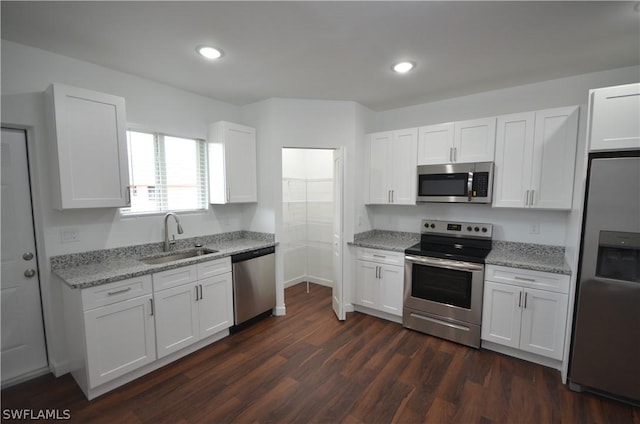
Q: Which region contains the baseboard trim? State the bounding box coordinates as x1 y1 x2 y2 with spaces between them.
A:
1 366 51 389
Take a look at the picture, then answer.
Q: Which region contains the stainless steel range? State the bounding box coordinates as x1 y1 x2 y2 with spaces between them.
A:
403 219 492 348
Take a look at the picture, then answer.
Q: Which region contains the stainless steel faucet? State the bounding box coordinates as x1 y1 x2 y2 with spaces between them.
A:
163 212 184 251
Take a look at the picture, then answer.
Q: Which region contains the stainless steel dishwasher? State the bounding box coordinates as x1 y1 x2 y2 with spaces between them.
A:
231 246 276 328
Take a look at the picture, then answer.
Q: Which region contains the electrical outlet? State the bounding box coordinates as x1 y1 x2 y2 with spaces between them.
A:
530 224 540 234
61 229 80 243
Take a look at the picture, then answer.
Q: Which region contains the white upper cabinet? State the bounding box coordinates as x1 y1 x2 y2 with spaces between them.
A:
46 83 130 209
493 106 579 210
417 123 454 165
589 83 640 152
417 117 496 165
367 128 418 205
208 121 257 204
454 117 497 163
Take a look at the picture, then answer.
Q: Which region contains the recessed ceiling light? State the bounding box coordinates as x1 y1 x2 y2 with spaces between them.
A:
392 61 415 74
196 46 223 60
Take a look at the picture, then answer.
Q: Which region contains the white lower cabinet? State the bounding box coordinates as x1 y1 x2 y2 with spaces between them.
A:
481 265 569 362
83 285 156 388
356 248 404 318
62 257 233 399
153 259 233 359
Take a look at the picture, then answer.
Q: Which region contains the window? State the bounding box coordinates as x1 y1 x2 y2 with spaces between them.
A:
122 130 207 215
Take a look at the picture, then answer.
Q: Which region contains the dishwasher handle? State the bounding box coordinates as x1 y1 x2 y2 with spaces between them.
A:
231 246 275 263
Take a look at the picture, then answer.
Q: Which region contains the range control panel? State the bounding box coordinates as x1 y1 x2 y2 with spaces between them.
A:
421 219 493 239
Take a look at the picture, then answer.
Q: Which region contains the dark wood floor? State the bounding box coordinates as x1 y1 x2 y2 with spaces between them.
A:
2 283 639 423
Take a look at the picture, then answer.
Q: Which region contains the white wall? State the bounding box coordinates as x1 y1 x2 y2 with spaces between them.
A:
364 66 640 245
2 40 246 256
242 98 369 314
1 40 244 374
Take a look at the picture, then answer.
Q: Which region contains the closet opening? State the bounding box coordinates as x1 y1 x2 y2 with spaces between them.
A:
282 148 335 295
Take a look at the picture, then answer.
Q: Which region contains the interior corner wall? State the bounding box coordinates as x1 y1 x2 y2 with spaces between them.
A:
241 98 365 314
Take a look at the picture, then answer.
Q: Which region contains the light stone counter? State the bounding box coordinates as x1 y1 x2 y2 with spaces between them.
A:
350 230 420 252
486 241 571 275
350 230 571 275
52 231 276 289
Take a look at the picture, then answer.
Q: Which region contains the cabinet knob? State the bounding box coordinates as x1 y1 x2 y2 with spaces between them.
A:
24 269 36 278
23 252 34 261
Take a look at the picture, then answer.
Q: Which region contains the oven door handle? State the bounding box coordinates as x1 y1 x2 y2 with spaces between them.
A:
405 255 484 272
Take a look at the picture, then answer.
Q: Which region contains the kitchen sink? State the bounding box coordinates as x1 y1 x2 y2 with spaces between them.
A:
139 248 219 265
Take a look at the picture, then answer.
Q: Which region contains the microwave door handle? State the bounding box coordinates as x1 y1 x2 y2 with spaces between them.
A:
467 171 474 201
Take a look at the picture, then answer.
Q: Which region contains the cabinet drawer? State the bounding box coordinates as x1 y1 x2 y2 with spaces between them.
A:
357 248 404 266
81 275 152 310
485 265 570 294
152 265 197 292
197 257 232 279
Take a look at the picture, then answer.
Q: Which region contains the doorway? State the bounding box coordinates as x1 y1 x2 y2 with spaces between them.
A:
1 128 48 387
282 148 334 289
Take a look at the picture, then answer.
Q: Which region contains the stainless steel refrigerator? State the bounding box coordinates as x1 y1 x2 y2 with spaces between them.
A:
569 152 640 404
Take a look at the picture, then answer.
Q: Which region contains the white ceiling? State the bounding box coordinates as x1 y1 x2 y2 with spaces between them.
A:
2 1 639 111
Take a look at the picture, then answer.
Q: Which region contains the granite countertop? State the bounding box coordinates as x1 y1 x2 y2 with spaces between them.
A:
350 229 571 275
350 230 420 252
485 241 571 275
52 231 276 289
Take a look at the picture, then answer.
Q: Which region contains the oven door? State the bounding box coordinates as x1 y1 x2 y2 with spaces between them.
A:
404 255 484 325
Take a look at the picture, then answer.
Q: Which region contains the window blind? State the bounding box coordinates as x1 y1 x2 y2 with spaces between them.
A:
122 131 207 215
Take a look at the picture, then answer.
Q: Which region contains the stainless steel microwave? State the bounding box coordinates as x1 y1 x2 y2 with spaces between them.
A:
416 162 494 204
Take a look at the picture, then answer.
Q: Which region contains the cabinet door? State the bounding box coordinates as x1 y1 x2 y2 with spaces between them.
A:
379 265 403 316
356 260 379 308
481 282 522 349
589 83 640 152
454 117 496 163
519 288 568 360
197 273 233 338
84 294 156 388
417 123 454 165
208 122 257 204
390 129 418 205
225 124 257 203
530 106 578 210
154 283 199 359
493 112 535 208
368 132 392 204
48 83 130 209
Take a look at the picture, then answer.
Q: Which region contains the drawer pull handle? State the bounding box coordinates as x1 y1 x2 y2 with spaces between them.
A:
150 299 154 316
515 276 536 282
372 254 386 258
107 287 132 296
524 292 528 309
518 291 522 308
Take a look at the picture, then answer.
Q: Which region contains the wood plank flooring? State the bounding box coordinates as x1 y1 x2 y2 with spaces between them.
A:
2 283 639 423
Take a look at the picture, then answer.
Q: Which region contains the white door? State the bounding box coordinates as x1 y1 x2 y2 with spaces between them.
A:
1 128 48 386
454 117 497 163
519 288 568 360
390 128 418 205
154 283 199 359
530 107 579 210
417 123 454 165
332 148 345 320
493 112 535 208
84 294 156 387
367 132 391 204
198 273 233 338
480 281 522 349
